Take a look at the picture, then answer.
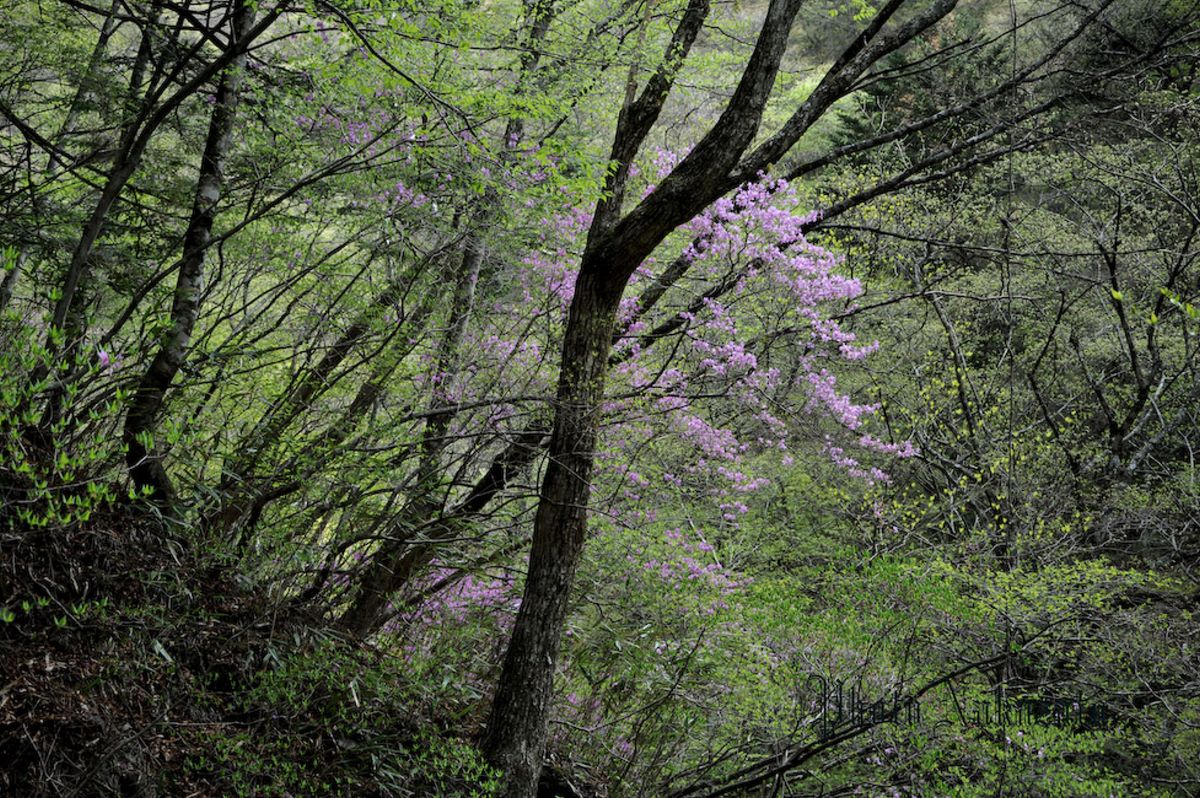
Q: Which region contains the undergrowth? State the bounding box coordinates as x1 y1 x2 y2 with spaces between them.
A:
0 504 500 797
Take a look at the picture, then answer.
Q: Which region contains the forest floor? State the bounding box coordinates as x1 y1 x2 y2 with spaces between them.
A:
1 505 357 797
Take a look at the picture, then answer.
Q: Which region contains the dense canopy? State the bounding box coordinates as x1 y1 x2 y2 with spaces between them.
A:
1 0 1198 796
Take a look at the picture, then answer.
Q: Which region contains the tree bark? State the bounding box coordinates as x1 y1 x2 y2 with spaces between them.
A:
123 0 254 511
481 269 622 796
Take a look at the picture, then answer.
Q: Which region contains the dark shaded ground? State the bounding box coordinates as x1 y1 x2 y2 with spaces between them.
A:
0 503 403 797
1 502 596 797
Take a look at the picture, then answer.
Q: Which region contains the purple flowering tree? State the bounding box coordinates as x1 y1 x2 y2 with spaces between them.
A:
480 0 960 793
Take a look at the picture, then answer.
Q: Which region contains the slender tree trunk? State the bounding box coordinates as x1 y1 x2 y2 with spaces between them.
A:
0 251 20 314
339 234 486 634
411 233 485 490
123 0 253 511
53 0 157 334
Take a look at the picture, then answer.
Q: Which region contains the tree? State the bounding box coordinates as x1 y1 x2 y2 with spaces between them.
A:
476 0 1029 791
123 0 256 512
6 0 1194 794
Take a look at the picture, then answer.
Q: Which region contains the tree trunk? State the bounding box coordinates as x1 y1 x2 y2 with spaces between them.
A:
339 234 486 634
482 269 621 797
0 251 20 314
123 0 253 511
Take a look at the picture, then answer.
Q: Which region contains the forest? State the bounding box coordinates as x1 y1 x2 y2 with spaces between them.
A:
1 0 1198 795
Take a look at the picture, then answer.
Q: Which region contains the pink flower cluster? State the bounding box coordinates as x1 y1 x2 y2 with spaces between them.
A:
620 527 746 616
608 168 917 492
383 566 520 638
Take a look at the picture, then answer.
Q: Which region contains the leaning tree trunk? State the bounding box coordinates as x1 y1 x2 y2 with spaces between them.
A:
123 0 253 510
339 233 486 634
